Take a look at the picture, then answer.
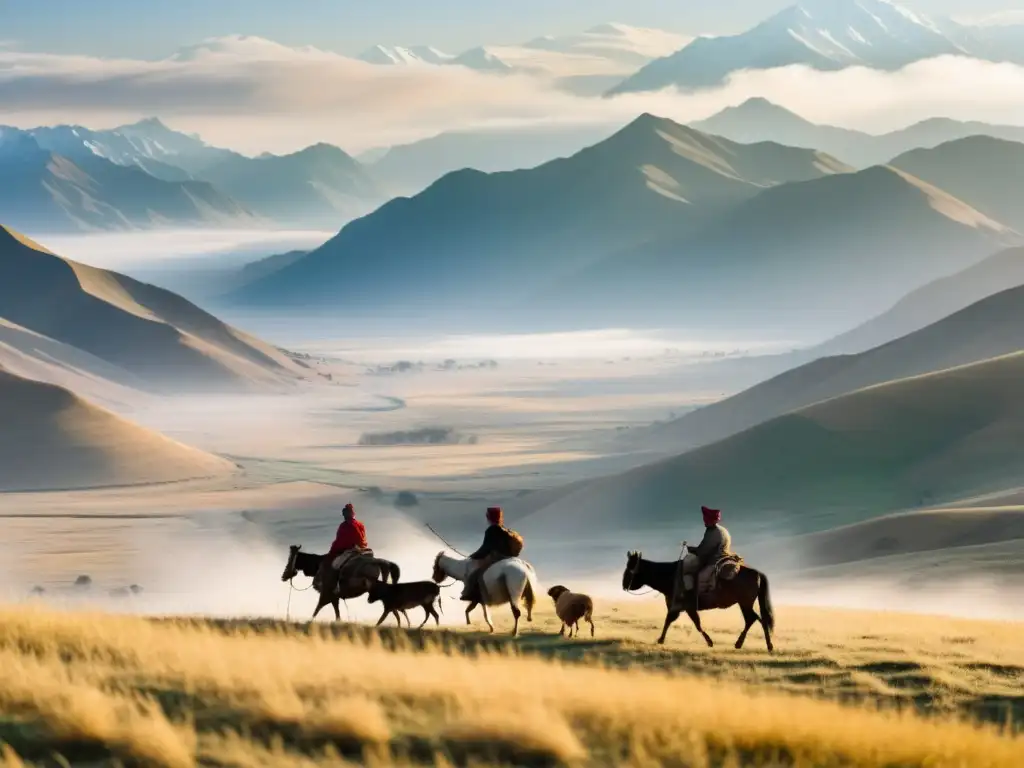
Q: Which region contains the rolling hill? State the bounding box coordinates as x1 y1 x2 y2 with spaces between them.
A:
232 114 851 312
540 164 1013 332
0 225 308 393
0 364 234 492
692 99 1024 168
634 277 1024 456
194 143 383 226
520 350 1024 540
888 137 1024 231
0 129 253 233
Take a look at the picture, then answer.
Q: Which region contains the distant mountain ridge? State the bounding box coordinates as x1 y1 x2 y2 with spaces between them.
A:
693 98 1024 168
608 0 1024 95
232 114 852 313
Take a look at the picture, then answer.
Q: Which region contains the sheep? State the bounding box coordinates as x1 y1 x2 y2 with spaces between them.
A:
366 580 442 629
547 585 595 639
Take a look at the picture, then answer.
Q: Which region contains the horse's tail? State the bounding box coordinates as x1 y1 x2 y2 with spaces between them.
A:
387 560 401 584
522 567 537 621
758 571 775 636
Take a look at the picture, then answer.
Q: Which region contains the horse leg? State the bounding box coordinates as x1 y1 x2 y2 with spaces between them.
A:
656 610 681 644
510 603 521 637
311 596 327 620
482 603 495 633
375 608 390 627
332 599 341 621
688 608 714 648
736 603 758 650
418 606 432 629
465 601 477 626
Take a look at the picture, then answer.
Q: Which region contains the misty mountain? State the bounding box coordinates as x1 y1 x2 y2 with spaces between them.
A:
30 118 237 179
232 114 850 311
358 45 455 65
194 143 384 226
821 246 1024 355
520 349 1024 540
694 100 1024 168
540 164 1013 333
0 225 307 393
0 129 253 233
888 136 1024 231
608 0 964 94
634 275 1024 457
367 123 625 196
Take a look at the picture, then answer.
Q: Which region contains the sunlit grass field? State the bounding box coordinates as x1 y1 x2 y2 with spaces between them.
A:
0 600 1021 766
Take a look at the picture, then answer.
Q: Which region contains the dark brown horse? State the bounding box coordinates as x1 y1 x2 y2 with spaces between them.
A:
622 550 774 651
281 544 401 621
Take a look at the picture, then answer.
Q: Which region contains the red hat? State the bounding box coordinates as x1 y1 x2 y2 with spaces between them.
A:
701 506 721 526
486 506 503 525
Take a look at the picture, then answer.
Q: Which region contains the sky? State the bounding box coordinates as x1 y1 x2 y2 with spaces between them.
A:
2 0 1024 154
4 0 1021 59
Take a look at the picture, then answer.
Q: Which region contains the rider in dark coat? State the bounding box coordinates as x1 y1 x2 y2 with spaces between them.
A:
460 506 518 602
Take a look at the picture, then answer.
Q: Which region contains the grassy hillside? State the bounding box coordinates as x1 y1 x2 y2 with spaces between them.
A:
639 279 1024 455
889 136 1024 231
0 225 306 393
0 365 234 491
232 114 850 311
524 351 1024 539
544 164 1012 332
0 604 1020 767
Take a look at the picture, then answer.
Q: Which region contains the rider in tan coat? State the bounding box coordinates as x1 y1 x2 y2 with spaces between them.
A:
678 505 732 611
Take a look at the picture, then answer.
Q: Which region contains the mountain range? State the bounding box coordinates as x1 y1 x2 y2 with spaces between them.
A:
232 113 1020 337
232 114 854 315
2 120 384 232
608 0 1024 95
693 98 1024 169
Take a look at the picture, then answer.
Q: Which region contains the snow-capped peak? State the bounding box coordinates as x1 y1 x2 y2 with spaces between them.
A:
357 45 454 66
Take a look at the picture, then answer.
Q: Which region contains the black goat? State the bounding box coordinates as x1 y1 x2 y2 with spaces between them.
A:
366 580 442 629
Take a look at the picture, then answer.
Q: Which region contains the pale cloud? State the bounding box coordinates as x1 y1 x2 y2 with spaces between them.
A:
953 10 1024 26
1 36 1024 154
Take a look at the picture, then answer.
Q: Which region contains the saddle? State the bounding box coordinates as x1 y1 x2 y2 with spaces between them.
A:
333 548 375 580
670 553 744 612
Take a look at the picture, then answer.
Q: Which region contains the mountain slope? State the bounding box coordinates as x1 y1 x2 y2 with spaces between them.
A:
636 276 1024 455
820 246 1024 355
367 123 624 196
543 164 1013 332
195 143 382 225
0 225 307 393
693 100 1024 168
233 114 851 312
0 129 252 233
0 364 234 492
521 350 1024 539
609 0 962 94
888 137 1024 230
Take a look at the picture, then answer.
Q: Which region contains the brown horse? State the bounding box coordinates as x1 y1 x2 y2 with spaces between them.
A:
622 550 774 651
281 545 401 621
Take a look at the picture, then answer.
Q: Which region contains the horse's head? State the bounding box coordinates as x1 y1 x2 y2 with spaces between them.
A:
622 550 643 592
282 544 301 582
431 551 446 584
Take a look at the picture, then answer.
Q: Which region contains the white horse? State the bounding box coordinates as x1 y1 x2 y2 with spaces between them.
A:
431 551 538 636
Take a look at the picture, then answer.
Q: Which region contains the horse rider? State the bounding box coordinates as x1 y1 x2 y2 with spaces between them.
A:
316 503 369 593
678 505 733 611
460 506 521 603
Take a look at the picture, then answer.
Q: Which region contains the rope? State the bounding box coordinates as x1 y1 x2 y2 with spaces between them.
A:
425 523 468 558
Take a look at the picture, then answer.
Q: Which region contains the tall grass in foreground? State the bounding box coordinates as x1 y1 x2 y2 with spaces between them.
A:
0 605 1020 766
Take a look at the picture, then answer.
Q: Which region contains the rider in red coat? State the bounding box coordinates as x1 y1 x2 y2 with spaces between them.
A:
328 503 368 557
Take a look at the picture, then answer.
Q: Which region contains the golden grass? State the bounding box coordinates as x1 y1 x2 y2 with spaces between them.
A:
0 603 1021 766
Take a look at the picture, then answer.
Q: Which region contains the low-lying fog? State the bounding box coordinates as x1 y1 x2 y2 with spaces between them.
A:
7 229 1022 629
